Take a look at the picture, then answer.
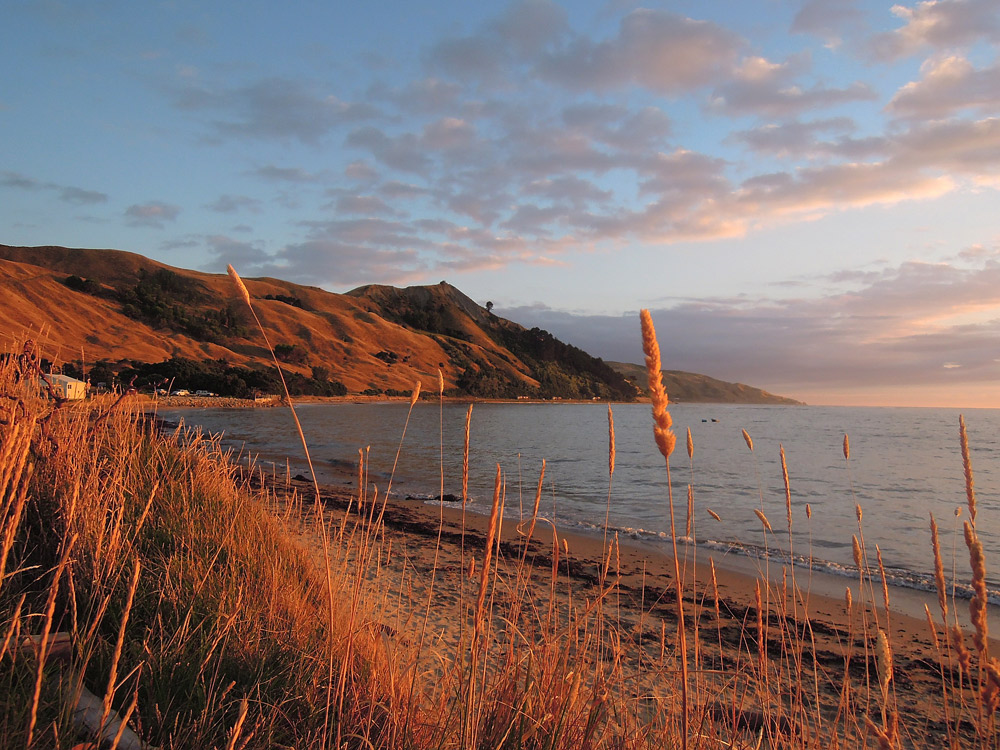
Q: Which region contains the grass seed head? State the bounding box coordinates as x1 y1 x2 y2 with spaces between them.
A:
639 309 676 459
226 264 252 307
960 415 977 524
754 508 773 532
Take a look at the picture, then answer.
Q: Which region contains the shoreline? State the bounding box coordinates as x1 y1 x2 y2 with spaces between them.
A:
265 470 993 744
154 402 996 630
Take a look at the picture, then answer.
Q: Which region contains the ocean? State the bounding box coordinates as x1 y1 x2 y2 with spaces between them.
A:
157 401 1000 608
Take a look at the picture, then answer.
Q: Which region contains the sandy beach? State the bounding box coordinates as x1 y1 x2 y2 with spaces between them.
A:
257 468 997 747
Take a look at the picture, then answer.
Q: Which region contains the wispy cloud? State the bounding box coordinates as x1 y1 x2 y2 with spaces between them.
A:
125 202 180 228
1 170 107 204
169 76 381 144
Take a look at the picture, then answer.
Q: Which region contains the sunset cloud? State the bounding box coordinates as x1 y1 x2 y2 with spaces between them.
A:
869 0 1000 60
887 55 1000 118
501 249 1000 397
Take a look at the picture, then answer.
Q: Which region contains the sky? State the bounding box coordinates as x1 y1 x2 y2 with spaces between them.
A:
2 0 1000 407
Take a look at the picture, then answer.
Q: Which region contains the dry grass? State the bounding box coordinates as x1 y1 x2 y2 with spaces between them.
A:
2 311 1000 749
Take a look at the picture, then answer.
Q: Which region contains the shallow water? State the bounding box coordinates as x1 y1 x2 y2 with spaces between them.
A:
158 402 1000 604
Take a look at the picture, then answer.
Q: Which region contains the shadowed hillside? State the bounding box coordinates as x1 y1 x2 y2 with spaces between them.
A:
607 361 805 405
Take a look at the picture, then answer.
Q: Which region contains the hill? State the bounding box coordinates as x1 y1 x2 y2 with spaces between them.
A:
607 361 804 405
0 244 801 403
0 244 634 400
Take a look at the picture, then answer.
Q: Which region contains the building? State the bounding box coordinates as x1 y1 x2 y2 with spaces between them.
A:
46 374 88 400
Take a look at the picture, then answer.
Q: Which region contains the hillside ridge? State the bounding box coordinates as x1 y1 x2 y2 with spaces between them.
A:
0 244 801 404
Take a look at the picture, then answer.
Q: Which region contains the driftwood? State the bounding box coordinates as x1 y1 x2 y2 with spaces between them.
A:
20 632 157 750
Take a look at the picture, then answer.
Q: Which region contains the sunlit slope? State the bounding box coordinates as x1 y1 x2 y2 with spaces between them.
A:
0 244 634 398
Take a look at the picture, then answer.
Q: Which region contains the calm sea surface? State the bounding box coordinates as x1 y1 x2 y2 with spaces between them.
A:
158 402 1000 604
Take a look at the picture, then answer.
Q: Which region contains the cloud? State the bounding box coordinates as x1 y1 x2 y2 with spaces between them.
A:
58 186 108 205
562 104 672 151
125 202 180 228
1 171 43 190
536 9 743 93
368 77 464 115
170 76 380 144
332 194 403 216
241 240 428 288
345 126 431 174
427 5 741 95
886 55 1000 119
202 235 271 270
344 161 378 181
731 117 883 158
206 194 262 213
891 117 1000 174
1 171 107 204
250 165 322 183
709 55 878 117
500 249 1000 396
427 0 569 85
870 0 1000 61
791 0 864 45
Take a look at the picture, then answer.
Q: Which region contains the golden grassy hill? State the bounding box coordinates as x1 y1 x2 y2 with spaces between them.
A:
0 244 802 403
0 244 634 399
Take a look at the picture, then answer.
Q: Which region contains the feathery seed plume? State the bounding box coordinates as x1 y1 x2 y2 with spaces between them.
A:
475 464 502 632
780 443 791 527
639 309 675 459
843 434 850 461
964 520 989 657
876 629 893 698
686 427 693 459
924 605 940 650
227 264 252 307
754 508 773 532
930 514 948 622
707 509 722 522
952 624 972 676
409 381 421 407
960 415 977 524
742 429 753 452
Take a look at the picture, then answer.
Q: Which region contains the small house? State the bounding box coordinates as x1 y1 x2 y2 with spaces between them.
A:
46 374 88 400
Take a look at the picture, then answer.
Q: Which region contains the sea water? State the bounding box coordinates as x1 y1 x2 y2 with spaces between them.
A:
158 402 1000 605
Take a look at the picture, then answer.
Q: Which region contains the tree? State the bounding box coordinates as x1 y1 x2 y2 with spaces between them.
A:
486 301 494 313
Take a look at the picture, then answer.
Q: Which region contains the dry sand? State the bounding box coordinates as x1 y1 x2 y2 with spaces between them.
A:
255 470 997 747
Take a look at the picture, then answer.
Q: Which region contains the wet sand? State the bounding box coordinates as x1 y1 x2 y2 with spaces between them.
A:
257 470 996 746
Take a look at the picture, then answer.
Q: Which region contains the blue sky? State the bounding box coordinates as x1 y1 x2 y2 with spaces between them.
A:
3 0 1000 406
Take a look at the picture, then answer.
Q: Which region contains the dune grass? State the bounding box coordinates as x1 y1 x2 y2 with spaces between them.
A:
2 316 1000 748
